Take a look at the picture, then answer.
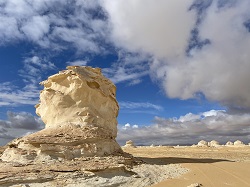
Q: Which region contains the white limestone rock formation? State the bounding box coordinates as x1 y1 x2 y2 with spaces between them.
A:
209 140 220 147
233 140 245 146
123 140 137 148
187 183 202 187
197 140 208 147
1 66 122 163
226 141 234 146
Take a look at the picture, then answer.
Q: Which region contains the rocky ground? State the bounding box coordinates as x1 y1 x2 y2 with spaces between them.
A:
1 145 250 187
0 146 188 187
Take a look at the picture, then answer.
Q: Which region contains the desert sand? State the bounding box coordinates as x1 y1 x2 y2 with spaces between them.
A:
123 145 250 187
1 144 250 186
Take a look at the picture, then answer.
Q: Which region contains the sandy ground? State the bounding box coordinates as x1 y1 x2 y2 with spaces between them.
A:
123 146 250 187
1 145 250 186
0 145 187 187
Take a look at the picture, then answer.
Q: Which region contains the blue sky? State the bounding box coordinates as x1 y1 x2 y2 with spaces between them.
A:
1 0 250 146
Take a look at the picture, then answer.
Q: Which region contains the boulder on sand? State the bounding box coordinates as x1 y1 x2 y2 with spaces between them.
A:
124 140 137 148
197 140 208 147
209 140 220 147
226 141 233 146
233 140 245 146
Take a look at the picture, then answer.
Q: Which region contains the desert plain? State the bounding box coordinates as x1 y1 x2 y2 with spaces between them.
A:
1 144 250 187
124 145 250 187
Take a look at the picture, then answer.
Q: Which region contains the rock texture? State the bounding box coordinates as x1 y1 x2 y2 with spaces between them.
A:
197 140 208 147
226 141 233 146
209 140 220 147
124 140 137 148
234 140 245 146
1 66 123 164
187 183 202 187
0 66 141 185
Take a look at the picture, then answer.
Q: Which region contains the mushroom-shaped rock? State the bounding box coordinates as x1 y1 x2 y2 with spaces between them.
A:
123 140 136 148
226 141 233 146
1 66 123 163
234 140 245 146
209 140 220 147
197 140 208 147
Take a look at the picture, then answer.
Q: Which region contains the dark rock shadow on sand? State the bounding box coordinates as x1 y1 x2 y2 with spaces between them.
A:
136 157 234 165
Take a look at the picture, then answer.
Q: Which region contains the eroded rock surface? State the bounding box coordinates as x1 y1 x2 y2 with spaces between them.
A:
0 67 142 186
123 140 137 148
234 140 245 146
226 141 233 146
197 140 208 147
209 140 220 147
1 66 123 164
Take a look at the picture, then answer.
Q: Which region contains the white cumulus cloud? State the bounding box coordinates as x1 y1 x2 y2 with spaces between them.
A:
102 0 196 60
102 0 250 111
0 0 108 52
21 15 50 45
118 110 250 145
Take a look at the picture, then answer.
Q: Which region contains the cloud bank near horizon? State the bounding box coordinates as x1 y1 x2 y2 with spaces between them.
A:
0 111 45 145
1 110 250 146
118 110 250 145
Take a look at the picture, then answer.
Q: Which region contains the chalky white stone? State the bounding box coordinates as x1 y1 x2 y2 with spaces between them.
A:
209 140 220 147
233 140 245 146
197 140 208 147
124 140 137 148
226 141 233 146
1 66 122 163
